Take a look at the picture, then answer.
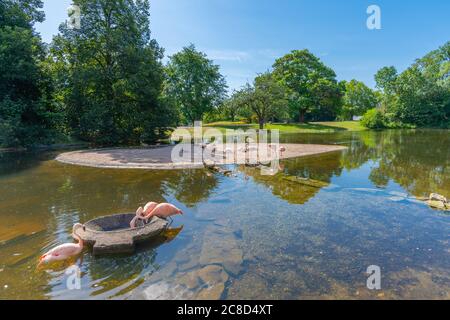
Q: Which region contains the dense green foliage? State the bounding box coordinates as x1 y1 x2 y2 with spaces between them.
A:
374 42 450 128
361 109 385 129
341 80 378 120
165 44 227 125
272 49 342 123
0 0 58 147
231 73 287 129
50 0 174 145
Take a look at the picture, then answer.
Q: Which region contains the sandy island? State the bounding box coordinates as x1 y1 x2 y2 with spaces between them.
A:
56 143 347 170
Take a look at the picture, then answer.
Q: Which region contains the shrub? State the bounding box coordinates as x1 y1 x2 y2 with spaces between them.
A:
361 109 386 129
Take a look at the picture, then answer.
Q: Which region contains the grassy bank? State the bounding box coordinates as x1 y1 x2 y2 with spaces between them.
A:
193 121 366 134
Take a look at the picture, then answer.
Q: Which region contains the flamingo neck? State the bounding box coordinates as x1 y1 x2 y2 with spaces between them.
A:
73 232 84 248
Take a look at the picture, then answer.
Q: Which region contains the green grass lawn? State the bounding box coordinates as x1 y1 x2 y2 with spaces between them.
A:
197 121 366 133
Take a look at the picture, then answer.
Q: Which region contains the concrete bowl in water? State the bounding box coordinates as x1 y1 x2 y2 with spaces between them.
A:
74 213 169 255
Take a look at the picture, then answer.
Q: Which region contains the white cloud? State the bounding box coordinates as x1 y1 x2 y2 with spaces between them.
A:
205 50 251 62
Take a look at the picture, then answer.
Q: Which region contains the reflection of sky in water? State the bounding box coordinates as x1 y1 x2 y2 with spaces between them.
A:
0 129 449 299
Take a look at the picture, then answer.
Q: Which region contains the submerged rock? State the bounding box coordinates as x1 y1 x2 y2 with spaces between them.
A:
427 200 446 210
425 193 450 211
177 265 229 300
429 193 448 203
282 176 329 188
197 265 229 286
199 226 244 276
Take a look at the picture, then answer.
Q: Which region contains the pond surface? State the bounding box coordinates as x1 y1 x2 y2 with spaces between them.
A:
0 130 449 300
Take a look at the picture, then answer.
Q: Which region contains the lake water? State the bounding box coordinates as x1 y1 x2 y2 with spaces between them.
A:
0 130 449 299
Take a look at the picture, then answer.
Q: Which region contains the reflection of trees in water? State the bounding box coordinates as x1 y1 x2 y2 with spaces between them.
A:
162 170 220 207
367 130 450 198
241 152 342 204
339 131 380 171
245 129 450 203
49 166 219 222
0 151 56 177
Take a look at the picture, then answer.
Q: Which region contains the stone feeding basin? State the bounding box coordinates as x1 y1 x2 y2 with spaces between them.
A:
74 213 169 255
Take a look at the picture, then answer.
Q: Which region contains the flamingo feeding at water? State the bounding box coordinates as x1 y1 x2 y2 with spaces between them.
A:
39 224 85 265
141 203 183 220
130 201 159 228
130 206 145 228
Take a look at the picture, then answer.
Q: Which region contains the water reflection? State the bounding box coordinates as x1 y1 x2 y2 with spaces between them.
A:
240 153 342 204
0 129 449 299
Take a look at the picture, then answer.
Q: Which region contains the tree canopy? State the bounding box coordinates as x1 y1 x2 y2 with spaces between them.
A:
50 0 173 145
0 0 58 147
272 49 340 123
341 80 378 120
372 41 450 128
165 44 227 125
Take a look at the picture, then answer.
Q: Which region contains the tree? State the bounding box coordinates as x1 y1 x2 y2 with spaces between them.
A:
272 49 339 123
50 0 173 145
165 44 227 125
374 42 450 127
0 0 57 147
233 73 286 129
341 80 378 120
309 78 343 121
375 66 398 94
220 93 241 122
252 72 287 129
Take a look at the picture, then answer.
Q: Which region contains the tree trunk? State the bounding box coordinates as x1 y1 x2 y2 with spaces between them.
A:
299 110 305 123
259 118 264 130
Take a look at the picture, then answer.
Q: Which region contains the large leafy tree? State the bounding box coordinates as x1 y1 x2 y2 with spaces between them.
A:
220 93 241 122
375 66 398 94
50 0 173 145
341 79 378 120
0 0 57 147
165 44 227 125
252 72 287 129
272 49 340 123
232 73 286 129
373 42 450 127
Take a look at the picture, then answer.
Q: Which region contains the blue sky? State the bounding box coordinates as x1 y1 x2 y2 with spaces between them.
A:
36 0 450 91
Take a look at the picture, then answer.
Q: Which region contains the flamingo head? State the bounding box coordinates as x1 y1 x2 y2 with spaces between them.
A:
39 253 52 264
73 223 86 233
136 207 145 218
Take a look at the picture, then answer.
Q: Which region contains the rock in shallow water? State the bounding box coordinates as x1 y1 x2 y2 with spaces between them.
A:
429 193 448 203
199 226 244 276
176 265 229 300
427 200 447 210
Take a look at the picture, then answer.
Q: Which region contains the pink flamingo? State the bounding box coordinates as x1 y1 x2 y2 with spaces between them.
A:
141 203 183 220
142 201 159 223
130 207 145 228
39 223 85 265
130 202 161 228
